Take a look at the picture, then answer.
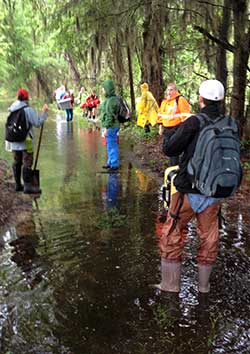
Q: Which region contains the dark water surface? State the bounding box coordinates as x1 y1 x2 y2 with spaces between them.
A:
0 111 249 354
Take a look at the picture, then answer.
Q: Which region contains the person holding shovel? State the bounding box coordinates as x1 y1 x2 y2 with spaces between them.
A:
8 88 48 194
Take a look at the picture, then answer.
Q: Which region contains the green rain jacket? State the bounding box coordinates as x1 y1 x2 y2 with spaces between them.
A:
100 80 120 129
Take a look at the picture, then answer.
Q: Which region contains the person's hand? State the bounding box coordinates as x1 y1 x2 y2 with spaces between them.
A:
103 128 108 137
159 124 163 136
42 103 49 112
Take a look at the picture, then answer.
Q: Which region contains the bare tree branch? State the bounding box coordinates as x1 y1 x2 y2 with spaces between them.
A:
196 0 232 10
193 25 235 52
193 71 209 80
194 24 250 72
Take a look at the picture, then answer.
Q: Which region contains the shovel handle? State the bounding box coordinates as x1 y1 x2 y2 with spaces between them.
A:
34 123 44 170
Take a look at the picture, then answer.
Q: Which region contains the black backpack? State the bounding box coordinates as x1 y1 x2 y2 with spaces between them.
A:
187 113 242 198
116 96 131 123
5 106 30 142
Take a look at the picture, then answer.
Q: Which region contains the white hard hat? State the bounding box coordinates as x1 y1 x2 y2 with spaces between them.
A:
199 80 224 101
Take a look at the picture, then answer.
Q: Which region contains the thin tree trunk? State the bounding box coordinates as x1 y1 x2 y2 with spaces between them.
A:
230 0 250 136
111 33 125 94
216 0 231 114
64 51 81 87
35 70 53 102
127 45 135 113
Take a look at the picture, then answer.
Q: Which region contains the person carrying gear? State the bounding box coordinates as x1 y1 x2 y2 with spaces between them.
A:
137 83 159 133
158 83 191 166
8 88 48 194
156 80 233 294
62 89 74 121
80 90 100 121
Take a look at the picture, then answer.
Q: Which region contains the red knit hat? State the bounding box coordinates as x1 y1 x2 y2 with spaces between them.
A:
17 88 29 101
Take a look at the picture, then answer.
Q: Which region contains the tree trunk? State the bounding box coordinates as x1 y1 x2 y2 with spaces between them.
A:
230 0 250 136
245 102 250 140
90 46 97 87
64 51 81 88
216 0 231 114
127 45 135 113
35 69 53 102
111 33 125 95
141 0 167 103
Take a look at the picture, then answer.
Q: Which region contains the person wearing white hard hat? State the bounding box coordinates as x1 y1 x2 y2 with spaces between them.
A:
199 79 225 101
156 79 226 295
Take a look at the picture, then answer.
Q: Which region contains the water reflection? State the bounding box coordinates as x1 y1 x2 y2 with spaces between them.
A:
10 236 44 289
105 173 119 209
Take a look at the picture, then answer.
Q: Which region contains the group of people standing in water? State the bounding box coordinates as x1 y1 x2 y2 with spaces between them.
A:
7 77 239 299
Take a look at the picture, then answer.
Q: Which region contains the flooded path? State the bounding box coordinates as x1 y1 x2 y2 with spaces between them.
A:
0 111 249 354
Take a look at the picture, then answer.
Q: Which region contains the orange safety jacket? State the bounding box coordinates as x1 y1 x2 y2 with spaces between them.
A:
157 92 191 127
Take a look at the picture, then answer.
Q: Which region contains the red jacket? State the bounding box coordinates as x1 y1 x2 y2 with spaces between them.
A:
80 95 100 109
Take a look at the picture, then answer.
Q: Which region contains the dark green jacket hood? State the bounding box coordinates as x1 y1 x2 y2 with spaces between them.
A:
102 80 115 97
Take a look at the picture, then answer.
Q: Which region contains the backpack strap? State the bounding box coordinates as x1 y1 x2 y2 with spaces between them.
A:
169 193 185 229
198 113 239 135
224 115 239 133
175 96 180 105
22 105 32 138
195 112 212 129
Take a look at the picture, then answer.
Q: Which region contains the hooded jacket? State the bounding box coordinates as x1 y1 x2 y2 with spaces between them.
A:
8 100 48 151
158 91 191 127
100 80 120 129
137 83 159 128
163 104 221 194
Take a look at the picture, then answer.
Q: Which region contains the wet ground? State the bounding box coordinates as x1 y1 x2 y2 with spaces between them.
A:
0 110 249 354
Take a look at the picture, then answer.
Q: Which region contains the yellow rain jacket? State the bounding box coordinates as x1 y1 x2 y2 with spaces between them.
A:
137 83 159 128
158 92 191 127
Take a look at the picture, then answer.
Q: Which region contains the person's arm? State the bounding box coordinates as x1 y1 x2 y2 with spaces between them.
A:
158 99 166 135
163 116 198 156
25 104 48 128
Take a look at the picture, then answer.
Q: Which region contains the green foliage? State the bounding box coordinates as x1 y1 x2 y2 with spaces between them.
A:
0 0 67 96
241 139 250 149
153 304 176 329
207 315 220 348
242 161 250 170
122 124 159 142
97 208 127 230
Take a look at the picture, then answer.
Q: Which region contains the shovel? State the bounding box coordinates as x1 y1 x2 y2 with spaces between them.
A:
32 123 44 188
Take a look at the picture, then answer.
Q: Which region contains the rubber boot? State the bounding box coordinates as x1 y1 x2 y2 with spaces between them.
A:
13 164 23 192
23 168 41 194
154 259 181 292
198 264 212 293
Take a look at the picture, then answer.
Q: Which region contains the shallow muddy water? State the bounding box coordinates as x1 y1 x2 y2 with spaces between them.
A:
0 110 249 354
